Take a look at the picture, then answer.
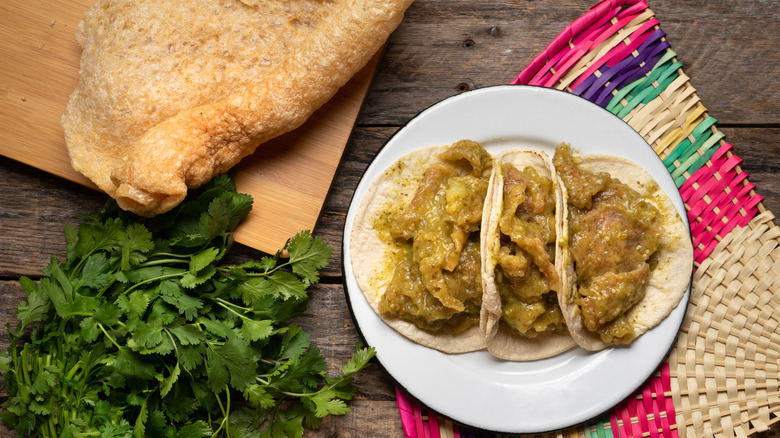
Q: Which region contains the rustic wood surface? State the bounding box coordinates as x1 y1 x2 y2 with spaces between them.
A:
1 0 778 436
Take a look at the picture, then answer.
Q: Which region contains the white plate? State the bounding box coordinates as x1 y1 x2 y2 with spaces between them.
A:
341 85 691 434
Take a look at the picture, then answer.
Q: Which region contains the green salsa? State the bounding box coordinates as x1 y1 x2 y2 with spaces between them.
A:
377 140 492 333
553 144 662 344
494 163 566 337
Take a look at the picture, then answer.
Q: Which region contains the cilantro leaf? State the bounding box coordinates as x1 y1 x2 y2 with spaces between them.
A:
170 324 206 346
118 223 154 271
161 290 204 320
74 253 113 292
286 231 332 286
189 247 220 274
79 317 100 343
243 384 276 410
179 344 206 372
266 271 307 301
0 174 367 438
15 276 51 329
342 344 377 377
111 347 159 381
160 363 181 397
240 318 274 342
308 391 350 418
206 337 257 392
180 265 217 289
236 277 277 305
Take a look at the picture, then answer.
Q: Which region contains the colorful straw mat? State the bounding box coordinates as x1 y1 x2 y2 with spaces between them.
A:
395 0 780 437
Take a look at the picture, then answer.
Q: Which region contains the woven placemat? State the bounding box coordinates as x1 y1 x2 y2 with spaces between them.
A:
395 0 779 437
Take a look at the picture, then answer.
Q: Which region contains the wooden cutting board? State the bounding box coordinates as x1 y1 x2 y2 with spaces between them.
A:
0 0 378 255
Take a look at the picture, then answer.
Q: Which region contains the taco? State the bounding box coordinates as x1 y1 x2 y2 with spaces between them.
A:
349 140 493 353
480 150 575 361
552 143 693 351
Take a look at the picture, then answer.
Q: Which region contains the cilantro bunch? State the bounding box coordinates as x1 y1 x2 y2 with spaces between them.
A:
0 174 375 438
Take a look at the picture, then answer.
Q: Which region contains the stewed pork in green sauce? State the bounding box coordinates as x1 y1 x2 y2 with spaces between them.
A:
494 163 566 337
377 140 492 333
553 144 662 344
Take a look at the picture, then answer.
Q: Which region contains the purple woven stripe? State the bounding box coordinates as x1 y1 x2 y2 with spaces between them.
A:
575 27 666 95
572 28 668 106
594 37 669 106
574 27 667 101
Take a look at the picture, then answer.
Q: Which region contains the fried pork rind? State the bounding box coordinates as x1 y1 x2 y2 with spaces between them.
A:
62 0 413 216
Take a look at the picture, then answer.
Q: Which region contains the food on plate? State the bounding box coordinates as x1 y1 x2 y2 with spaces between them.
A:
480 150 575 360
62 0 413 217
350 139 691 358
350 140 493 353
552 143 693 351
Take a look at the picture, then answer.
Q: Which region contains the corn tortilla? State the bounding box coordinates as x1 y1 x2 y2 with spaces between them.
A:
350 145 488 353
480 150 576 361
556 153 694 351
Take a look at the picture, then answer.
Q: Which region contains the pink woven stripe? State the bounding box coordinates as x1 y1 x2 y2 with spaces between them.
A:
396 388 446 438
396 387 419 438
603 18 660 68
532 3 650 88
512 0 648 85
612 363 679 437
414 404 426 438
680 142 763 263
525 5 622 86
427 407 441 438
660 365 678 437
569 17 660 90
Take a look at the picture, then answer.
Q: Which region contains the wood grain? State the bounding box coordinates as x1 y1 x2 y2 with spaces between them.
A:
0 0 379 255
362 0 780 125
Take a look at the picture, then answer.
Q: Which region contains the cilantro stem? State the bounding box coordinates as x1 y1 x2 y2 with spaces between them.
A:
20 345 33 388
66 362 81 380
214 298 250 320
211 387 231 438
47 416 57 437
121 272 183 296
139 257 190 267
278 380 341 398
147 251 189 259
225 257 294 279
97 323 121 350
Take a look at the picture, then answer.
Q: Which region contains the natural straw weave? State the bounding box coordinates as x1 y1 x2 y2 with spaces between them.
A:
671 211 780 437
395 0 780 437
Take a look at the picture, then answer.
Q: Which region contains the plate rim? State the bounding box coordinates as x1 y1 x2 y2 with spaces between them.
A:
340 84 693 434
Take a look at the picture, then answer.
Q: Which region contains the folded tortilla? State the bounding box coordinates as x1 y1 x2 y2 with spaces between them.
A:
351 141 692 357
554 149 694 351
480 150 575 361
62 0 413 216
350 141 492 353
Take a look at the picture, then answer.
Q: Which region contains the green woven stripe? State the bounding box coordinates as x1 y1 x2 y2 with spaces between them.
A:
583 416 616 438
607 50 680 116
671 129 724 186
661 116 724 185
617 66 680 119
663 116 716 167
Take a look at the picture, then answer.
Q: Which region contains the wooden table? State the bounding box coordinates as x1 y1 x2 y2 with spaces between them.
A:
1 0 778 436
